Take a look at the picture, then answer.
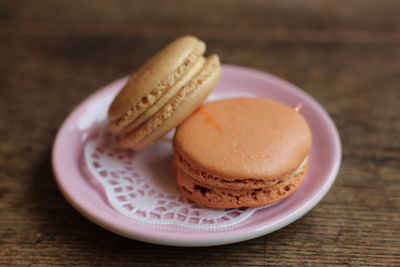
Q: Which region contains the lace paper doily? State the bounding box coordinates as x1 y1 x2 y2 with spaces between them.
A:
83 126 267 230
79 89 271 230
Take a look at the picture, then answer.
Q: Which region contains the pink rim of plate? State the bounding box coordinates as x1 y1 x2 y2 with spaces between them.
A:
52 64 341 247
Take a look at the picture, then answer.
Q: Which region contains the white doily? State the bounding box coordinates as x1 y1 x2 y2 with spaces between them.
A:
83 126 268 230
80 90 271 230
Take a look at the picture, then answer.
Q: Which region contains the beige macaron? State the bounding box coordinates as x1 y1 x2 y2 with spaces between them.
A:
108 36 221 150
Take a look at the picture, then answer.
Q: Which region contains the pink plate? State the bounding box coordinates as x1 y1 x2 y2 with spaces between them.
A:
52 64 341 246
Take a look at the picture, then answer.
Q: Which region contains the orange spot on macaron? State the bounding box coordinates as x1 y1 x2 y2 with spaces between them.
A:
193 106 222 134
202 112 222 134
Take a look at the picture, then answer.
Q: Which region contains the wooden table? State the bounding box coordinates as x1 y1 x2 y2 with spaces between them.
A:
1 1 399 266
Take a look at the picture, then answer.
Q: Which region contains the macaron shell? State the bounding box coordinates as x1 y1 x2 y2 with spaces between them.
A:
108 36 206 132
120 55 222 150
174 98 312 180
175 163 308 209
121 57 206 135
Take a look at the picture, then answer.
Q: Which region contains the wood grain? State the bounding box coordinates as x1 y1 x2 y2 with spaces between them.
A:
0 0 399 266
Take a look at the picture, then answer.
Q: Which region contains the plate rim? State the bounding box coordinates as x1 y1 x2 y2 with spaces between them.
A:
52 64 341 247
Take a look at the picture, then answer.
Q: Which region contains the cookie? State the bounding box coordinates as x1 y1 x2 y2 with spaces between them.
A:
173 98 312 208
108 36 221 150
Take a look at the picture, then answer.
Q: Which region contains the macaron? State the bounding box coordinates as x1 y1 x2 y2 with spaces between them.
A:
108 36 221 150
173 98 312 208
